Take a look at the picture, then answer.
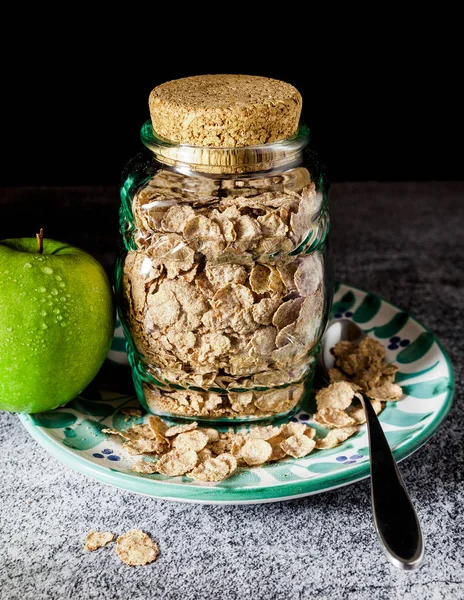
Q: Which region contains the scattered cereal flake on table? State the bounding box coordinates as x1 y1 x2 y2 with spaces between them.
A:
315 427 358 450
239 439 273 466
85 531 115 552
116 530 159 566
280 434 316 458
164 422 198 437
156 448 198 476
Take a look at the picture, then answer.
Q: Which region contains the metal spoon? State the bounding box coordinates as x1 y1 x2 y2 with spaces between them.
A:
321 319 424 570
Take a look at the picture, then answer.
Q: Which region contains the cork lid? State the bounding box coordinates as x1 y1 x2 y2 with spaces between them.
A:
148 74 302 148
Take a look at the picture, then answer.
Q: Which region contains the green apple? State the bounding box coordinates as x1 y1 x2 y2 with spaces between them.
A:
0 235 114 413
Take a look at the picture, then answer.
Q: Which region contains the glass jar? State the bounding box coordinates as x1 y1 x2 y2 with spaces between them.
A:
116 121 331 422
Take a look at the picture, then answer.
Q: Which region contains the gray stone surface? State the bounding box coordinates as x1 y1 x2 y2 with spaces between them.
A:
0 182 463 600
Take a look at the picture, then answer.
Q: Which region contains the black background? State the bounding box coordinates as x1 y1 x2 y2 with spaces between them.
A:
0 21 461 187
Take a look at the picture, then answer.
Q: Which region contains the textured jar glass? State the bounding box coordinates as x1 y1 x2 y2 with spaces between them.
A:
116 121 331 422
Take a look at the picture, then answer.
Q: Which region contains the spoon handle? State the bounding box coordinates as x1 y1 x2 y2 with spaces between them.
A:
361 394 424 570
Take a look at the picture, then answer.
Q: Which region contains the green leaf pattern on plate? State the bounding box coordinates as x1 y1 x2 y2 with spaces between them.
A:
331 291 356 317
62 419 109 451
352 293 382 324
396 332 435 364
373 312 409 338
30 412 77 429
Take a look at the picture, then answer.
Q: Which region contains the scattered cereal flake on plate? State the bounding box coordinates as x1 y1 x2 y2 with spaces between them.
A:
121 407 143 418
164 422 198 437
247 425 281 440
116 530 159 566
315 427 358 450
84 531 115 552
239 439 273 466
368 381 403 401
172 430 209 453
102 427 128 438
123 436 167 456
280 422 308 437
328 368 346 383
156 448 198 476
314 407 357 429
280 434 316 458
189 456 230 482
216 453 238 475
348 400 382 424
202 428 220 443
132 460 159 474
197 448 214 463
148 416 169 436
267 434 288 461
315 381 356 411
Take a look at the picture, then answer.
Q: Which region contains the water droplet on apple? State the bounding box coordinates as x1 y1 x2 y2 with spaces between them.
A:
24 263 32 269
59 282 66 288
51 289 58 296
41 323 48 330
53 308 60 315
60 297 67 302
6 327 12 332
57 315 63 321
41 267 54 275
61 322 67 327
66 294 71 298
40 310 47 317
55 275 62 281
39 287 47 293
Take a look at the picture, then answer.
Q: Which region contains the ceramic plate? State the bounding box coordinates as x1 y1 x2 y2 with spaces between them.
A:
19 283 454 504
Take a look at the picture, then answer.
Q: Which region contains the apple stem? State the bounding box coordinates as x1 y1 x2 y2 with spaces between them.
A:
36 228 44 254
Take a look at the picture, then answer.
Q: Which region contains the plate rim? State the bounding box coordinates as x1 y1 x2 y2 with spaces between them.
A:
18 282 455 504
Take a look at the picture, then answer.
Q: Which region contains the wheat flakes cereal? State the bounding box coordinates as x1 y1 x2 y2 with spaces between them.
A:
164 422 198 437
280 434 316 458
116 530 159 566
172 430 209 452
84 531 115 552
315 427 358 450
156 448 198 476
239 439 273 466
